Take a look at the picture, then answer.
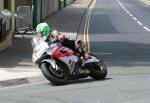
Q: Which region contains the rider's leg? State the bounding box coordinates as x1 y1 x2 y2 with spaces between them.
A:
75 40 90 60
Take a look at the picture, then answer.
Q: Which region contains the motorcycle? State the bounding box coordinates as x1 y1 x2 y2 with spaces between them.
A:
31 37 107 85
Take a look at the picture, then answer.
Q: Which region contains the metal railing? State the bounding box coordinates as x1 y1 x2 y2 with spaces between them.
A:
15 5 34 33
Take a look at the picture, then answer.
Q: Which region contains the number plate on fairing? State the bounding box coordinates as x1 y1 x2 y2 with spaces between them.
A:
59 56 78 73
32 42 49 63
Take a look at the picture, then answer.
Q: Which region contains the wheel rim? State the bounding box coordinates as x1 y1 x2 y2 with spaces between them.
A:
96 62 106 72
48 65 64 78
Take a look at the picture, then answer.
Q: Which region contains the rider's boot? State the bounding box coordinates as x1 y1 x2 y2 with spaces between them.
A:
83 52 90 60
75 40 90 60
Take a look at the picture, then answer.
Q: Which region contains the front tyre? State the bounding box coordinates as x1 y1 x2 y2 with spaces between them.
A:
90 60 107 80
40 62 68 85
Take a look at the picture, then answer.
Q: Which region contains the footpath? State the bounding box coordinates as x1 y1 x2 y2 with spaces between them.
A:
0 0 93 88
140 0 150 5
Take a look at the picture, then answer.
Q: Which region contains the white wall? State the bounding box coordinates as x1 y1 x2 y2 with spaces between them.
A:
53 0 59 12
68 0 74 4
42 0 59 20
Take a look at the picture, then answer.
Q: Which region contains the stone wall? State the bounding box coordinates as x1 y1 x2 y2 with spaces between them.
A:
0 31 13 52
0 1 4 11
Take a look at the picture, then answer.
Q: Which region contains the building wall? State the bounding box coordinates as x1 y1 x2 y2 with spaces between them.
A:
11 0 15 12
68 0 74 3
42 0 49 20
0 1 4 11
53 0 59 12
41 0 59 20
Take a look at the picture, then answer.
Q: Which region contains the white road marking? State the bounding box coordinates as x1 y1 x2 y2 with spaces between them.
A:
117 0 150 32
126 11 130 14
93 53 113 55
124 9 127 11
143 26 150 32
129 14 133 17
132 17 137 21
118 0 125 9
137 21 143 26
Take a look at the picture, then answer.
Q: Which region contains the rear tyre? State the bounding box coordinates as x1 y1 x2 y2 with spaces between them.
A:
89 54 107 80
90 60 107 80
40 62 69 85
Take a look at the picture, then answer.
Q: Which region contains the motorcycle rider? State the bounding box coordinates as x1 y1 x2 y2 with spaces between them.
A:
36 22 90 60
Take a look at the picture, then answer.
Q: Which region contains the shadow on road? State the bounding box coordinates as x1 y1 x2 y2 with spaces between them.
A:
48 78 112 86
68 78 112 85
91 41 150 67
90 14 119 34
0 35 33 68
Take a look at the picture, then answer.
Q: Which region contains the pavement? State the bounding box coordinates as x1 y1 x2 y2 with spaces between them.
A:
0 0 93 88
140 0 150 5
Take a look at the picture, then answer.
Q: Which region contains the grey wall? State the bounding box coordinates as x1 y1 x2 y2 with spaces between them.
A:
67 0 74 4
42 0 59 20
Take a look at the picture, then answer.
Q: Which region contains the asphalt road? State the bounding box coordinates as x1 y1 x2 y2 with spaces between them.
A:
1 0 150 103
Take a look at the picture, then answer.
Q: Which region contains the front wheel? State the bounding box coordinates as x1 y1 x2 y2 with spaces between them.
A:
40 62 69 85
90 60 107 80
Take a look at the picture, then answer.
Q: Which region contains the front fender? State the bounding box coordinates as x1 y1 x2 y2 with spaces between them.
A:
41 59 58 70
84 56 99 64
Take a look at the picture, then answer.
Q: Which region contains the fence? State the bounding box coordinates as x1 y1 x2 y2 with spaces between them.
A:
15 6 33 32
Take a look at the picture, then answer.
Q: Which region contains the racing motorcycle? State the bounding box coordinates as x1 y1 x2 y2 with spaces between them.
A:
31 37 107 85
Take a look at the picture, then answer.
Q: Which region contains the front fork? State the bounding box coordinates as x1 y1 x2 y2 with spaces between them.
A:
41 58 59 70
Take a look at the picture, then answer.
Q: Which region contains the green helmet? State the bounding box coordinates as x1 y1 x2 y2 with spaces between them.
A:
36 23 52 38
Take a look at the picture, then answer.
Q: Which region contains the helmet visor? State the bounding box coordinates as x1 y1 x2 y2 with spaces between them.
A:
37 31 44 37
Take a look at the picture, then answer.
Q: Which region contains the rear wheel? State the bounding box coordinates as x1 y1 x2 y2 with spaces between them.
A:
40 62 69 85
90 60 107 80
89 54 107 80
